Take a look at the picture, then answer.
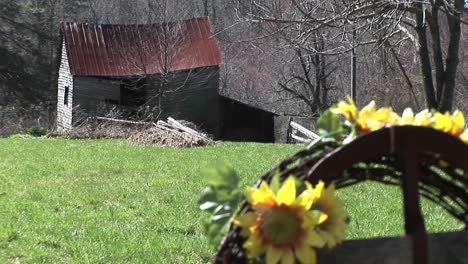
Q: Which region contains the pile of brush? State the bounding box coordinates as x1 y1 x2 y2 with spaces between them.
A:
128 117 214 147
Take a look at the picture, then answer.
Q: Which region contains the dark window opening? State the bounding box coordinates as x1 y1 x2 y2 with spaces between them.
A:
64 86 69 105
104 99 119 105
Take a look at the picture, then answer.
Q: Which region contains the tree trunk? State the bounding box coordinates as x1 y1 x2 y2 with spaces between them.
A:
415 6 437 109
428 1 445 102
351 27 357 102
438 0 463 112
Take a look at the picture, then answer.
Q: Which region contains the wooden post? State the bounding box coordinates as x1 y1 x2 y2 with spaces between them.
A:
398 143 428 264
351 27 357 102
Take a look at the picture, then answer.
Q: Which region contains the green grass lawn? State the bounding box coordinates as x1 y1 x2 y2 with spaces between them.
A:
0 139 463 263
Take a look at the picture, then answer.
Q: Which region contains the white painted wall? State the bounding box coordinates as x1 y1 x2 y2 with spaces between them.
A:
56 40 74 131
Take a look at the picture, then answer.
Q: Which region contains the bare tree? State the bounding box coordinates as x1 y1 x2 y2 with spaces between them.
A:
235 0 467 112
275 27 339 117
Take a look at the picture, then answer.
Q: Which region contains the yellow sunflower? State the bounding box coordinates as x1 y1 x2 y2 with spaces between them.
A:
234 177 328 264
363 106 399 131
308 181 348 249
354 100 378 131
399 108 431 126
333 98 398 132
334 96 358 121
432 110 465 136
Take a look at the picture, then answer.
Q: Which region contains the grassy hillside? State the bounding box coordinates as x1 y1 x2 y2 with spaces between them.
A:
0 139 463 263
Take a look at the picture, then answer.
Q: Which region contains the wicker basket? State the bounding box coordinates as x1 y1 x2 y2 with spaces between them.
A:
214 126 468 264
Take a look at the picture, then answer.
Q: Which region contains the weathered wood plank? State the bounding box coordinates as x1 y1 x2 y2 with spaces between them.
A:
291 134 310 143
317 230 468 264
290 121 320 140
167 117 213 142
96 116 154 125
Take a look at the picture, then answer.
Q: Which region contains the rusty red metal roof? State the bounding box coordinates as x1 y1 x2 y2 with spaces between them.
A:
61 17 222 76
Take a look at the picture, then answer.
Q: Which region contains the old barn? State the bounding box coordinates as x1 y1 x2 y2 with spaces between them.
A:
56 17 277 142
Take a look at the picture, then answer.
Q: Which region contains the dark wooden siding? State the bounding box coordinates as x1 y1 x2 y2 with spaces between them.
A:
71 66 220 136
72 76 121 124
219 96 275 142
147 66 220 136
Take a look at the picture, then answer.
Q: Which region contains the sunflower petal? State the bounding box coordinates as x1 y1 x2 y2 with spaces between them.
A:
359 101 376 119
318 229 337 248
452 110 465 127
234 212 257 227
303 210 327 228
295 244 317 264
247 181 275 209
306 229 325 248
414 109 431 126
307 181 324 201
281 249 295 264
260 181 274 194
266 245 282 264
317 211 328 224
461 129 468 143
346 96 355 106
452 110 465 135
293 189 314 210
433 112 452 132
234 212 258 236
277 177 296 205
401 108 414 124
373 107 393 122
246 187 260 205
334 97 357 121
244 235 264 259
364 119 385 131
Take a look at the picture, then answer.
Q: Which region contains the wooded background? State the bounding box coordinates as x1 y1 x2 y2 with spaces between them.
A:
1 0 467 135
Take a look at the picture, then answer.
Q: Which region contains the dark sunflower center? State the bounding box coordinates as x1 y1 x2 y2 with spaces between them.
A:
261 205 301 246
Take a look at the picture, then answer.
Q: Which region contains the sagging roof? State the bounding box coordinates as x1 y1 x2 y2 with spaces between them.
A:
61 17 222 76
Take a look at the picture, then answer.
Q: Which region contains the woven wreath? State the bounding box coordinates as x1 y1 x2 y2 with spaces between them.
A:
201 98 468 264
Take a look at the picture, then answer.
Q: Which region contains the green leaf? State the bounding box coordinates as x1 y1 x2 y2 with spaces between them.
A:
294 176 306 194
198 186 218 207
201 163 239 189
199 201 219 212
203 220 225 246
343 124 359 144
227 190 242 208
210 212 232 222
198 163 243 248
212 204 227 215
316 110 342 137
215 187 237 202
270 172 280 195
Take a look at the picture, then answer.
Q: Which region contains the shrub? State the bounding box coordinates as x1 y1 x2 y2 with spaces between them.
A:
26 126 48 137
9 133 33 139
